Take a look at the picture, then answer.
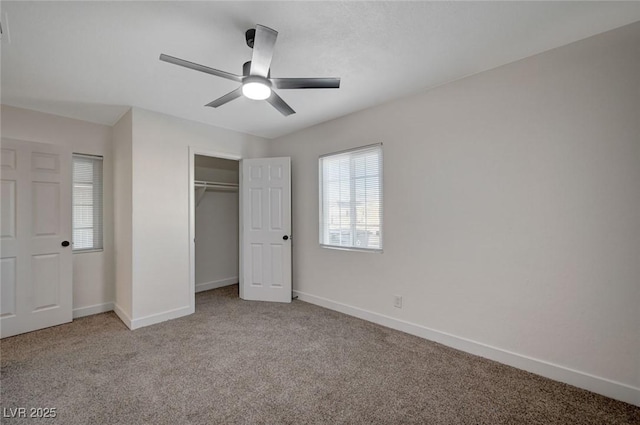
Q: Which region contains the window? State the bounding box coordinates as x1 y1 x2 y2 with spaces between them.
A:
319 144 383 252
72 154 103 252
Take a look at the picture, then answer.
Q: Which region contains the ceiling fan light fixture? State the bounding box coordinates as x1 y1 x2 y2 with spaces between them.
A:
242 77 271 100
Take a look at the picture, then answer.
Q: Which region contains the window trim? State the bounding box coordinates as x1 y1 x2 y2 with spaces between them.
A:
319 143 383 253
72 153 104 253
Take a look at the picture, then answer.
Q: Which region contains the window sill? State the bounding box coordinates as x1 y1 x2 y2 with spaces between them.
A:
320 244 383 254
72 249 104 254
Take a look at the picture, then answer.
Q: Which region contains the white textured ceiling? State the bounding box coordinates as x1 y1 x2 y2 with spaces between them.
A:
2 2 640 139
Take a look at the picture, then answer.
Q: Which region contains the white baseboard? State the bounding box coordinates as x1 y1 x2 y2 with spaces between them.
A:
129 305 194 330
293 290 640 407
73 302 114 319
195 277 238 293
113 303 132 329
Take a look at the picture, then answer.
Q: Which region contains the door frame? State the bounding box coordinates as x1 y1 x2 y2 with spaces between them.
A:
188 147 242 312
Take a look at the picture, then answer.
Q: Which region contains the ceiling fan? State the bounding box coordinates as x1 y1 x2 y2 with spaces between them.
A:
159 24 340 116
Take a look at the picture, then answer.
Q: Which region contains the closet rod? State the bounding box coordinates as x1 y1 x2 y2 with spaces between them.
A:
194 180 238 191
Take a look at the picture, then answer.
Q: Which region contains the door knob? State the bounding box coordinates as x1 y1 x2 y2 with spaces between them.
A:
61 241 70 247
283 235 289 241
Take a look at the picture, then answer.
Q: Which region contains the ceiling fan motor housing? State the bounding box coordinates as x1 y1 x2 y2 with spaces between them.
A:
243 61 270 78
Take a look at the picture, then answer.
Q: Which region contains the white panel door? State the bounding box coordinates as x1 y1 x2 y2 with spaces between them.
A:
1 138 72 338
240 157 291 302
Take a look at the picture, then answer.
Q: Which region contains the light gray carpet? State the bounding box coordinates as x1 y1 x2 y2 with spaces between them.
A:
1 285 638 424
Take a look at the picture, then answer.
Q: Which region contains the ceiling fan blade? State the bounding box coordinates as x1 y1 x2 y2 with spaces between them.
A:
271 77 341 89
160 54 243 82
249 25 278 78
205 87 243 108
266 91 295 116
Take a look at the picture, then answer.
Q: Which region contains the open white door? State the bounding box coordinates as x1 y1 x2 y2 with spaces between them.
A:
240 157 291 303
1 138 73 338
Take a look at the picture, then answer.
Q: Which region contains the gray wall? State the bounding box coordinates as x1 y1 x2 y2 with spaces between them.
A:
268 22 640 396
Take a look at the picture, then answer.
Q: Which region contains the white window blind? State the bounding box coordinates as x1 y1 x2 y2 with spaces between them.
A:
319 144 383 252
72 154 103 251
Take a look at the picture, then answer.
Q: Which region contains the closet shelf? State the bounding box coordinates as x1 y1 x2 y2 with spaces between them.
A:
194 180 239 207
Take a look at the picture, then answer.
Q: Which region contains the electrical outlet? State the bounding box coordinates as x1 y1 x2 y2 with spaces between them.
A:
393 295 402 309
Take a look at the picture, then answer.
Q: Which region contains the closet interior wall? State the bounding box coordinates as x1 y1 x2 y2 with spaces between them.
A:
194 155 239 293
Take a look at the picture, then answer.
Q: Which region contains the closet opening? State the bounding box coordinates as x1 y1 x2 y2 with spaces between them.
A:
189 150 241 309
